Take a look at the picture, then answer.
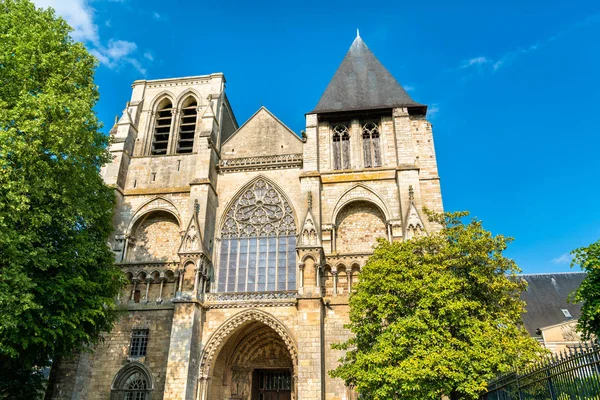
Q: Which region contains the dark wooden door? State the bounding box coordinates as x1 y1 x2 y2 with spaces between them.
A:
252 370 292 400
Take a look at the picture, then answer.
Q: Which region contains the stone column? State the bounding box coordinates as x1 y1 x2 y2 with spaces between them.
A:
332 269 338 296
162 300 204 400
296 294 324 400
130 278 138 302
157 276 165 304
144 277 152 303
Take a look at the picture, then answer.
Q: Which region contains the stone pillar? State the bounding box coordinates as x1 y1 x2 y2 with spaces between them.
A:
296 294 324 400
144 277 152 303
162 300 204 400
332 269 338 296
157 277 165 304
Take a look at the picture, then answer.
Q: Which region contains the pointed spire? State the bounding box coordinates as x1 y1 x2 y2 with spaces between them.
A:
312 35 425 114
108 115 119 135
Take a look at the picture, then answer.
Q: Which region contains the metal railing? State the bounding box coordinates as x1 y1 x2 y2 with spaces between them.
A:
482 342 600 400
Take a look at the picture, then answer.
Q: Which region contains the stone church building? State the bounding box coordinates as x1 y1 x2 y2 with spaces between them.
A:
49 35 443 400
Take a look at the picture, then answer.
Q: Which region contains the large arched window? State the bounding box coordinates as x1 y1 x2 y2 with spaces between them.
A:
218 179 296 292
151 99 173 155
177 97 197 154
332 124 350 170
111 363 153 400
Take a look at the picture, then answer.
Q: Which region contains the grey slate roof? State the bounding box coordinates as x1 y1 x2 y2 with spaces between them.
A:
520 272 586 336
312 35 424 114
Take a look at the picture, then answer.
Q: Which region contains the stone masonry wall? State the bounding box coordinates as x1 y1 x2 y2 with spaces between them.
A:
336 201 387 254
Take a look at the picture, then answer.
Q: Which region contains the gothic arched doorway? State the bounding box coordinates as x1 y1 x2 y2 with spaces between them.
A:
198 310 297 400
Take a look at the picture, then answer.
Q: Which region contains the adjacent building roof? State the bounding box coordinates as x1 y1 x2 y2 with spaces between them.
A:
520 272 586 336
311 35 425 114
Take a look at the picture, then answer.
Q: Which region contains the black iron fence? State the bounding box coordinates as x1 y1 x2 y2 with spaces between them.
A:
481 342 600 400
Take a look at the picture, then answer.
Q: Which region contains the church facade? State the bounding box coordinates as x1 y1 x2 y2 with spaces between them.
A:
49 35 443 400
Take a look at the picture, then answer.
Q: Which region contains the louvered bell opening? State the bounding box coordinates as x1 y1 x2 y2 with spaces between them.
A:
152 106 172 155
177 101 197 154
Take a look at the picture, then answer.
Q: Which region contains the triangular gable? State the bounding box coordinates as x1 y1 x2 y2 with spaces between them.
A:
179 202 204 255
221 107 303 158
299 192 321 247
404 186 426 240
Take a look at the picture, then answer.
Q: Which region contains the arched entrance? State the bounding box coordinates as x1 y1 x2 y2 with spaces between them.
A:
198 310 297 400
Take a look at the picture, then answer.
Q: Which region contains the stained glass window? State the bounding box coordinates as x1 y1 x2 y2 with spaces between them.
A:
218 179 296 292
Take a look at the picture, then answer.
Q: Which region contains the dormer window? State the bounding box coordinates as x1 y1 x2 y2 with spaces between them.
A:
177 97 197 154
151 100 173 155
362 121 381 168
332 124 350 170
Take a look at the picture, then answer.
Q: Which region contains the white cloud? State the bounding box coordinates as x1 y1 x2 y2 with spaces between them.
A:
105 39 137 60
403 85 415 93
152 12 161 20
552 253 573 264
32 0 147 75
34 0 99 44
458 13 600 75
90 40 145 74
427 104 440 118
460 56 490 69
143 51 154 61
105 20 111 27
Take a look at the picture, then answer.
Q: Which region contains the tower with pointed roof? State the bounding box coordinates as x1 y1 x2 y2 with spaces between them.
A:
48 36 443 400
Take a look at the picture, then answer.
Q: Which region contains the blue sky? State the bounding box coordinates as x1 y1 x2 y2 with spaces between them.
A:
34 0 600 274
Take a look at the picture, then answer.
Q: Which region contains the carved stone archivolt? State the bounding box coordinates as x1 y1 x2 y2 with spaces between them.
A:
198 309 297 378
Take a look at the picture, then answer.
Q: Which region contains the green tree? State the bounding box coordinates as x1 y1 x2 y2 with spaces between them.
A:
0 0 123 397
570 240 600 339
330 212 543 400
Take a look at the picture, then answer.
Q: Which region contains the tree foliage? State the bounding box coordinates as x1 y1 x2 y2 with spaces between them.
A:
570 239 600 340
0 0 123 396
330 212 543 400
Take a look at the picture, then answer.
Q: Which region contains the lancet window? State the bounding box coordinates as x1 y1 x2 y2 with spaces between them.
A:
218 179 297 292
362 121 381 167
151 100 173 155
177 97 197 154
332 124 350 170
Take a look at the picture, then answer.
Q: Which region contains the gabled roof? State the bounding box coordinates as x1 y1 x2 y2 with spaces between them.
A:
520 272 586 336
222 106 302 146
311 35 425 114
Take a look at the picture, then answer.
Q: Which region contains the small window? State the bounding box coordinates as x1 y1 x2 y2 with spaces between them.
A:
177 98 197 154
561 309 572 318
129 329 149 357
332 124 350 170
362 121 381 168
151 100 173 155
133 290 141 303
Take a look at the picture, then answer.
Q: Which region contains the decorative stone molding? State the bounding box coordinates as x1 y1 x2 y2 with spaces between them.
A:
203 291 297 309
219 154 303 172
198 309 298 377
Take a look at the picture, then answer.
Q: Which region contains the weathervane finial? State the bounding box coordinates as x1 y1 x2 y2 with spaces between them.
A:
357 28 360 38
